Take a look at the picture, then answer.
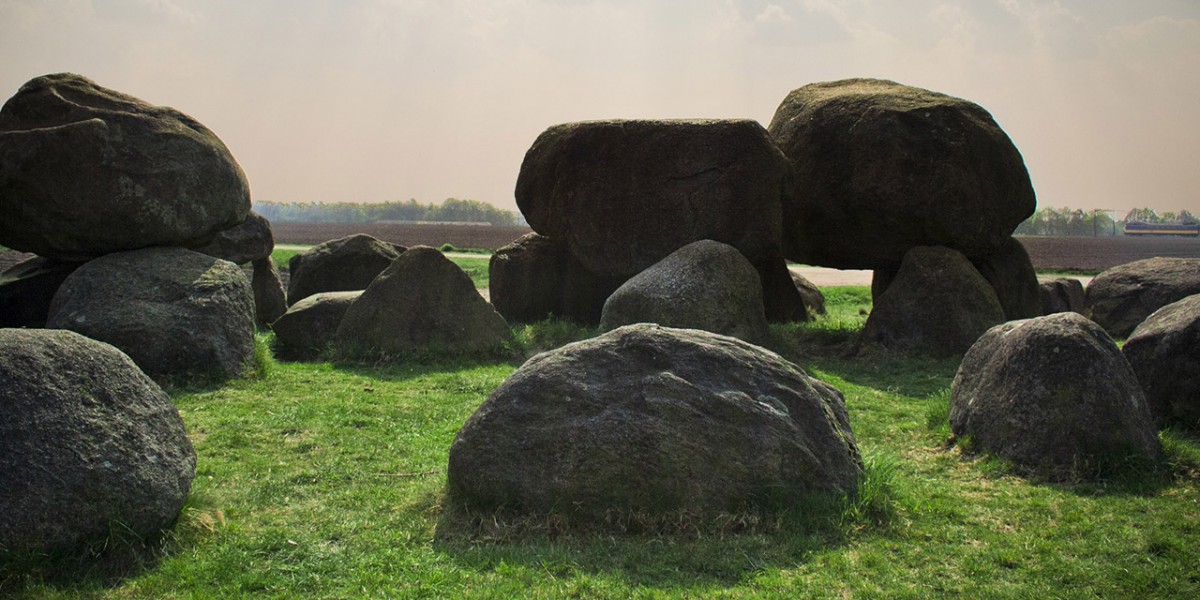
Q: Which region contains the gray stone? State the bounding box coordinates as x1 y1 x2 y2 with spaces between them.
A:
972 237 1042 320
1123 294 1200 429
950 313 1162 480
862 246 1005 357
287 234 405 306
791 270 826 317
488 232 566 324
448 324 861 521
1085 257 1200 338
192 211 274 265
0 328 195 556
335 247 509 356
0 73 250 261
768 79 1035 270
47 247 255 383
515 119 790 279
1039 277 1086 315
251 257 287 328
272 291 361 361
600 240 770 345
0 256 84 327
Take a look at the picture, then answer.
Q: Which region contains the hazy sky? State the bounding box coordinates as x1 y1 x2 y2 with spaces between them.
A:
2 0 1198 216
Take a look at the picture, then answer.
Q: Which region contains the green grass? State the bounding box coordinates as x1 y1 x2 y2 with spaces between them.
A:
5 287 1199 598
271 247 491 289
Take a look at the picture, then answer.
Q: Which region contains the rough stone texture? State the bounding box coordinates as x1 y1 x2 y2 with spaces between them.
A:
515 119 791 279
1123 294 1200 429
972 237 1042 320
767 79 1035 270
0 256 84 327
950 313 1163 480
600 240 770 345
251 257 287 328
287 234 405 306
1040 277 1086 315
47 247 255 383
272 291 361 361
488 232 566 324
487 232 624 326
0 73 250 261
862 246 1005 357
760 256 811 323
791 270 826 316
192 211 274 265
0 328 196 556
448 324 862 521
1085 257 1200 338
335 247 509 355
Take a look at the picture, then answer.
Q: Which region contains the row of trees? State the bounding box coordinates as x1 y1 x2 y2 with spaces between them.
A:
254 198 520 226
1015 207 1199 236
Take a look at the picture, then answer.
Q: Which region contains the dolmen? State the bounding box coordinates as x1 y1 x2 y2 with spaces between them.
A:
448 324 862 525
0 73 262 383
1085 257 1200 338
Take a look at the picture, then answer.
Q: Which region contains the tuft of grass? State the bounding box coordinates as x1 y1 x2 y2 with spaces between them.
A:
508 318 597 358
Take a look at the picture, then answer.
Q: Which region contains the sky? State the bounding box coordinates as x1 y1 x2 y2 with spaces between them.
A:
1 0 1198 217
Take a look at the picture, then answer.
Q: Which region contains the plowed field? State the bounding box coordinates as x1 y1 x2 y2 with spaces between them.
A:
270 222 532 250
1016 235 1200 271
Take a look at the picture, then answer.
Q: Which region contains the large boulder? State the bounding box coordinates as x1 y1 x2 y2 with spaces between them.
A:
1085 257 1200 338
272 291 361 361
950 313 1163 480
600 240 770 345
192 211 274 265
487 232 624 326
287 234 405 306
515 119 791 279
47 247 255 383
448 324 861 522
791 270 826 317
0 256 84 328
0 328 195 556
0 73 250 261
767 79 1035 270
1123 294 1200 429
1040 277 1086 315
335 247 510 356
488 232 566 324
251 257 288 328
861 246 1005 357
971 237 1042 320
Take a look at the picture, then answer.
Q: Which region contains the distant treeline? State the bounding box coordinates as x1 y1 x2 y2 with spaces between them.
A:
1015 207 1199 236
255 198 519 226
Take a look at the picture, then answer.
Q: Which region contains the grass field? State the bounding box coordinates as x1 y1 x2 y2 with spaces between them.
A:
4 287 1198 598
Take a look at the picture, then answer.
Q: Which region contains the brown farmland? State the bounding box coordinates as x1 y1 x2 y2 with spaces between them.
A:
270 222 533 251
1016 235 1200 272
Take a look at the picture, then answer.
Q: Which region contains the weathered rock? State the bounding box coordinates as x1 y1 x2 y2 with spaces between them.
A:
287 234 405 306
47 247 255 383
791 270 826 316
861 246 1005 357
600 240 770 345
767 79 1035 270
0 256 84 327
448 324 861 521
0 73 250 261
488 232 566 324
335 247 509 356
515 119 791 278
971 237 1042 320
950 313 1163 480
1040 277 1086 315
272 291 361 360
192 211 274 265
251 257 287 328
1123 294 1200 429
0 328 195 556
1085 257 1200 338
760 256 811 323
